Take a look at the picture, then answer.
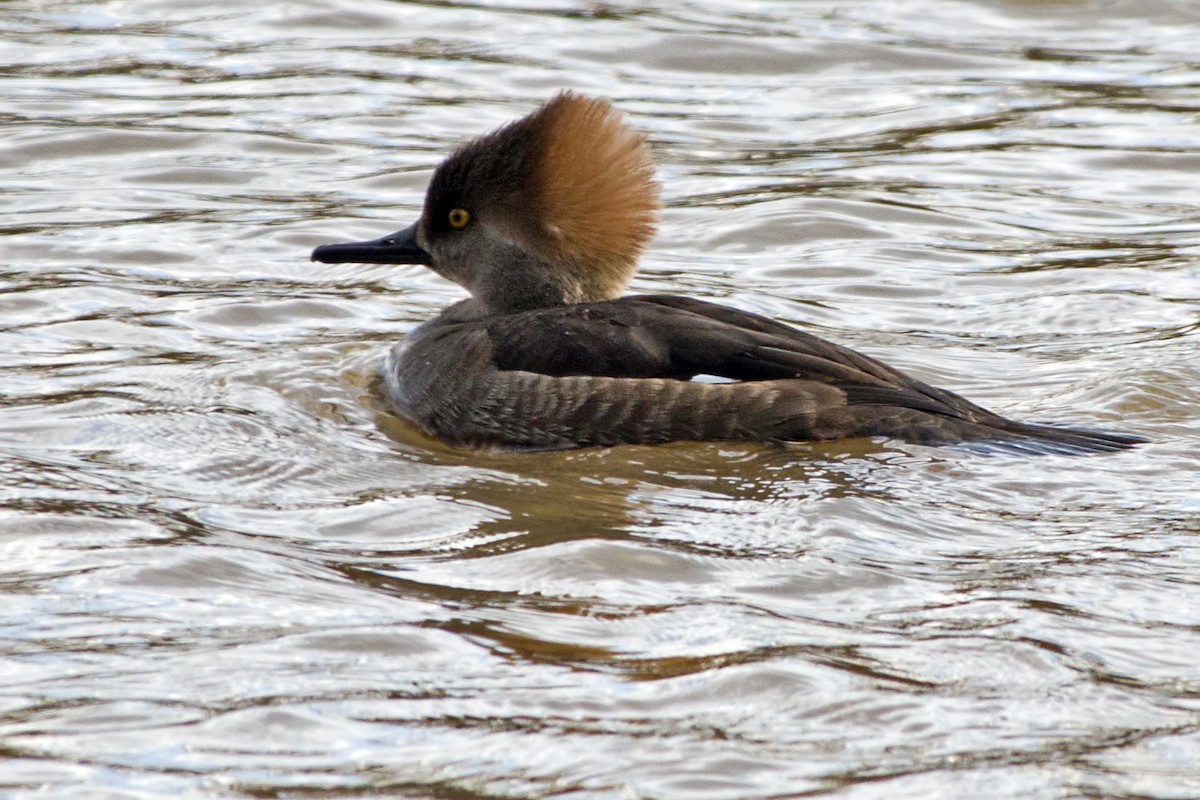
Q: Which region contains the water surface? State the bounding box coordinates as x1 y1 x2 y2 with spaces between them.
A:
3 1 1199 798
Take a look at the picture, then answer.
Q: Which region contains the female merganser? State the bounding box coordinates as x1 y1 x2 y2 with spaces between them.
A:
312 92 1143 454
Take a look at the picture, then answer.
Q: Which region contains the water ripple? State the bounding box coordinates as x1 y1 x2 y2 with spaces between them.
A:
2 0 1198 798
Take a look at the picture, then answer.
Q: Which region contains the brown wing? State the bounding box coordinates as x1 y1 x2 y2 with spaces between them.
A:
387 296 1144 453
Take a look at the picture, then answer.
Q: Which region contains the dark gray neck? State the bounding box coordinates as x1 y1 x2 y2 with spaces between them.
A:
467 240 578 313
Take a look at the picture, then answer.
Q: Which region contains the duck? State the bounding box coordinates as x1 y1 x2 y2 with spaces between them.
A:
312 91 1144 455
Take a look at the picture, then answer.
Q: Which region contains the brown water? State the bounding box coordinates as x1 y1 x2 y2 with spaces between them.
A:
3 1 1199 797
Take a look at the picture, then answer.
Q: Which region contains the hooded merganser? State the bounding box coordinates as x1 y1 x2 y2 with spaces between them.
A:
312 92 1143 454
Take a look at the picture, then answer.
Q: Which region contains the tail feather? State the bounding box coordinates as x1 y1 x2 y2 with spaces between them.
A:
838 383 1146 455
984 420 1148 455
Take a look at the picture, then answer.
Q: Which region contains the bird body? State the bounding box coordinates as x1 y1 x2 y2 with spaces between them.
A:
313 92 1142 455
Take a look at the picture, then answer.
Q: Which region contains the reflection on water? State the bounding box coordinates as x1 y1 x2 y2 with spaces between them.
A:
3 0 1199 797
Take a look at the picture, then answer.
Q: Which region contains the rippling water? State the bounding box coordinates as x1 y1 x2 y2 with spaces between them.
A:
3 1 1199 797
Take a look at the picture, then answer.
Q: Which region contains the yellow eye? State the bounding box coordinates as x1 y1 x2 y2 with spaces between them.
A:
448 208 470 229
